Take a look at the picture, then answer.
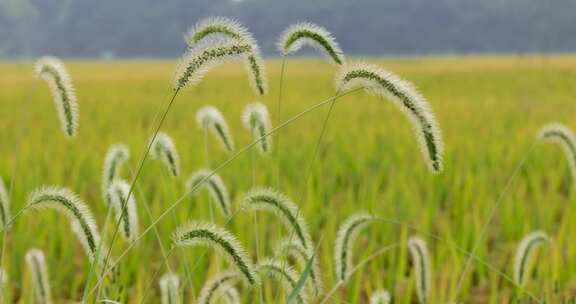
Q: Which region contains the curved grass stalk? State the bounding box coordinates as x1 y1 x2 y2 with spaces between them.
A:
408 237 431 304
101 144 130 205
25 249 52 304
185 16 267 95
185 169 231 216
107 180 139 242
513 231 549 287
172 221 258 286
277 23 344 65
369 289 391 304
334 212 374 283
34 56 78 137
243 188 312 251
196 106 235 153
159 272 180 304
538 123 576 183
197 270 240 304
242 102 272 155
335 62 443 173
0 177 11 230
257 258 307 304
150 132 180 177
26 186 102 262
276 237 323 296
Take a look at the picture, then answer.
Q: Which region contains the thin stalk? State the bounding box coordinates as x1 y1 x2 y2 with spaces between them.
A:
251 148 265 304
275 55 287 189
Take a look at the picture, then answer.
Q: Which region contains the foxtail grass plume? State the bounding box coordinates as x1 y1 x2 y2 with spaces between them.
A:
26 187 102 262
25 249 52 304
196 106 235 152
0 177 11 230
185 17 267 95
408 237 431 304
150 132 180 177
197 271 240 304
276 237 323 296
513 230 549 287
257 258 307 304
278 23 344 65
34 56 78 137
538 123 576 183
223 287 240 304
101 144 130 205
242 102 272 155
159 272 180 304
370 290 391 304
173 221 258 286
243 188 312 251
107 180 139 242
185 169 231 216
334 212 374 282
335 62 444 173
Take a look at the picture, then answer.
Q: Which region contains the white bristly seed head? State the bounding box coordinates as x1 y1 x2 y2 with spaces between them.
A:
276 237 323 296
513 230 550 286
538 123 576 184
25 249 52 304
369 289 391 304
196 106 235 152
334 212 374 282
242 102 272 155
0 177 11 230
101 144 130 206
335 62 444 173
408 237 431 304
197 270 240 304
185 168 231 216
150 132 181 177
159 272 180 304
34 56 79 137
257 258 307 304
277 22 345 65
107 179 139 242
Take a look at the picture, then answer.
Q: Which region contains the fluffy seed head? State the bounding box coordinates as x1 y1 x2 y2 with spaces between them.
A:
159 272 180 304
101 144 130 206
538 123 576 184
25 249 52 304
173 221 258 286
243 188 312 251
257 258 307 304
223 287 240 304
408 237 431 304
185 169 231 216
0 177 11 230
276 237 323 296
150 132 180 177
197 271 240 304
334 212 374 282
107 180 139 242
34 56 79 137
513 230 549 286
278 22 345 65
370 290 391 304
242 102 272 155
26 186 102 262
335 62 444 173
196 106 235 152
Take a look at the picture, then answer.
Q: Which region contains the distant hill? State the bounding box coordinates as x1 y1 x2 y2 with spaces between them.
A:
1 0 574 58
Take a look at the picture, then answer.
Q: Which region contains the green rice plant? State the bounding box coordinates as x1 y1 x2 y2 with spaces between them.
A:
538 123 576 184
335 62 444 173
277 23 344 65
369 289 391 304
26 186 103 262
257 258 307 304
185 16 267 95
34 56 78 137
408 237 431 304
276 237 322 296
196 106 235 153
185 169 231 216
172 221 258 286
197 270 240 304
150 132 180 177
242 188 312 251
101 144 130 205
242 102 272 155
159 272 180 304
107 180 139 242
25 248 52 304
513 230 549 287
0 177 11 230
334 212 374 283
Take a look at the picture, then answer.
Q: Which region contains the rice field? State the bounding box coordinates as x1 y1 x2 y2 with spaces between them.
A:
0 55 575 303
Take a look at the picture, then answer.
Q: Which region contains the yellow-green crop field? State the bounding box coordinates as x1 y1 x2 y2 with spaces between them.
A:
0 56 575 303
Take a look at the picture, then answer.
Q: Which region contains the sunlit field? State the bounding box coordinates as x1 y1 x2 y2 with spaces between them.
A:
0 56 575 303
